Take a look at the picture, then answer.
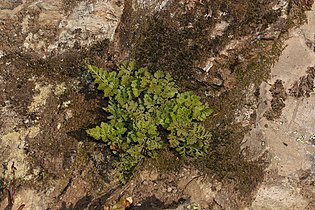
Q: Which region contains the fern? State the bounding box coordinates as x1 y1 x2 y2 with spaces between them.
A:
87 61 213 182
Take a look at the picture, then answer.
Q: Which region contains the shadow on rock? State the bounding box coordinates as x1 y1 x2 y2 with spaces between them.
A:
59 196 92 210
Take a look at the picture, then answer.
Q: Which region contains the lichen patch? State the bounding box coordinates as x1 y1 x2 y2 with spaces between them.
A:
28 83 52 112
0 125 41 180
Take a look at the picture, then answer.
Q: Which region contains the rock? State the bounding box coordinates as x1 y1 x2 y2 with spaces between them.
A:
0 0 22 10
2 0 125 56
167 187 172 192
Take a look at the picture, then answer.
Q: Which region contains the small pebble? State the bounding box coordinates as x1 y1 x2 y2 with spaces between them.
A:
57 123 61 129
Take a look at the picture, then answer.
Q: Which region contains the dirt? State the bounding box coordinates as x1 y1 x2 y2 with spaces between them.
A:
0 0 315 209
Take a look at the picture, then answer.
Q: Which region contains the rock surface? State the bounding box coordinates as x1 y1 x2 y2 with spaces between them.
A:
0 0 314 209
244 4 315 209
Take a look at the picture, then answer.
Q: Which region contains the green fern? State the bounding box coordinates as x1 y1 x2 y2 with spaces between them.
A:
87 61 213 182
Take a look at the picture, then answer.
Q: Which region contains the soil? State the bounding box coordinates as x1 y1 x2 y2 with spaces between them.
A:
0 0 315 210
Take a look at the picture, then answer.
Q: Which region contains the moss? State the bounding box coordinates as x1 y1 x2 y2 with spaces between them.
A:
147 149 184 173
76 145 89 165
128 0 278 195
113 0 311 204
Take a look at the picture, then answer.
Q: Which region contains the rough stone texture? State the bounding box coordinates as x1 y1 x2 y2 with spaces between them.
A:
1 0 124 57
244 4 315 209
0 0 315 209
250 182 308 210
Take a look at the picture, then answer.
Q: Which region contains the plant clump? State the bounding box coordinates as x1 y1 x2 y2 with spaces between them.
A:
87 61 213 182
